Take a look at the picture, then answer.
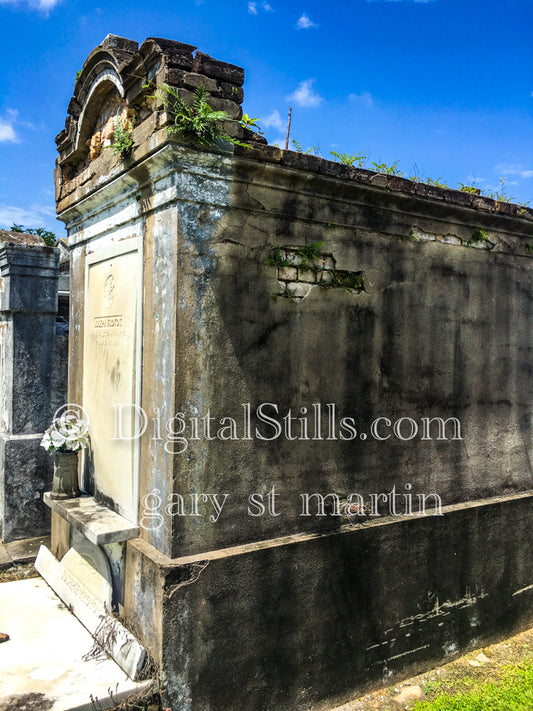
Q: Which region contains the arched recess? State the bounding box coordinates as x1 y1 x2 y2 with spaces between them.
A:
70 69 126 166
76 71 125 153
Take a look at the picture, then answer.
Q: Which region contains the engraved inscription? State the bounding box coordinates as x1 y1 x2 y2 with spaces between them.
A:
61 569 103 615
94 315 124 329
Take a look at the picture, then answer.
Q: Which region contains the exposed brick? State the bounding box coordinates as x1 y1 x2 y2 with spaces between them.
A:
284 251 300 265
101 34 139 53
278 266 298 281
411 230 436 243
207 97 242 120
220 120 243 139
220 82 244 104
288 282 313 299
182 72 219 94
298 269 316 284
317 270 335 284
192 52 245 86
67 97 81 118
280 150 324 172
141 37 196 70
439 234 462 246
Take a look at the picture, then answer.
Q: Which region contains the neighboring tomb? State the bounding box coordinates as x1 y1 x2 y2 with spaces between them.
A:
39 34 533 711
0 231 67 542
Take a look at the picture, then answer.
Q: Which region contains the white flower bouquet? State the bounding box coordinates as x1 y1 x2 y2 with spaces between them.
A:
40 414 89 454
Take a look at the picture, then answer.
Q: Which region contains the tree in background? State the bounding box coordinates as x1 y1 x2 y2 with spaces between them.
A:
9 223 57 247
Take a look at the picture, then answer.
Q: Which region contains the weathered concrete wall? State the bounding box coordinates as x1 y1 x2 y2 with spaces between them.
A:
155 147 533 557
53 35 533 710
59 142 533 558
0 235 66 542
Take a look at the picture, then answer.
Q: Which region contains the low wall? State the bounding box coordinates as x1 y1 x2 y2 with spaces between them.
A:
125 493 533 710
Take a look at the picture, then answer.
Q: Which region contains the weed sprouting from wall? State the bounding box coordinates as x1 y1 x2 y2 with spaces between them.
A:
466 229 490 248
150 83 250 149
110 113 134 159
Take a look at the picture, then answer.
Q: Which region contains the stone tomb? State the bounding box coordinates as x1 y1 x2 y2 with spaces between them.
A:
0 233 63 542
37 33 533 711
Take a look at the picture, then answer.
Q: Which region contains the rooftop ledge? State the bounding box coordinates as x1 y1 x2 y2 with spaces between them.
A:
44 492 139 546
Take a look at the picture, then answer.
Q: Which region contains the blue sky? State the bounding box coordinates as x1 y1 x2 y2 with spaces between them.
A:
0 0 531 236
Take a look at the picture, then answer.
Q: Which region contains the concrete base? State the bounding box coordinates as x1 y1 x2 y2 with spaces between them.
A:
0 535 50 569
0 578 150 711
124 492 533 711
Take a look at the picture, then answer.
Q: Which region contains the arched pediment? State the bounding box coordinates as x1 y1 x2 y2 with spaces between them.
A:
54 33 247 192
56 35 139 169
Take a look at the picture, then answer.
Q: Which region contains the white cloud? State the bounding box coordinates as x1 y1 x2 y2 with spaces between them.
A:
348 91 374 107
0 120 17 143
0 0 62 10
248 0 273 13
296 13 317 29
0 204 57 231
287 79 323 108
0 109 42 141
366 0 436 3
0 111 19 143
495 164 533 179
260 110 285 131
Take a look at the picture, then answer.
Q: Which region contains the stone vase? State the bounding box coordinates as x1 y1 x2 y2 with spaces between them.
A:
50 450 80 500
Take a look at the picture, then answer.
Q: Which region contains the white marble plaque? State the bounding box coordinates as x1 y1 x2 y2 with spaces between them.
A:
62 540 113 610
83 241 140 522
35 545 147 680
